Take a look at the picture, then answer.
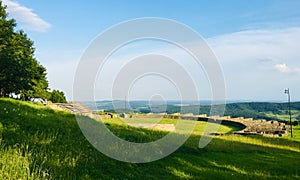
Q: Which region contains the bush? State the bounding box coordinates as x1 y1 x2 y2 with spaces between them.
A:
293 121 299 126
49 90 67 103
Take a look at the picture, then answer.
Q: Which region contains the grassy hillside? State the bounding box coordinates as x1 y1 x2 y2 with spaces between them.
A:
0 98 300 179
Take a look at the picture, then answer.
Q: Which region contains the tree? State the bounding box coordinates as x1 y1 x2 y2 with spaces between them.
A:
0 1 16 96
49 90 67 103
0 1 49 99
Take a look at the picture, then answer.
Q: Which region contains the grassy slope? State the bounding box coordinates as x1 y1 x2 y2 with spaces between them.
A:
0 98 300 179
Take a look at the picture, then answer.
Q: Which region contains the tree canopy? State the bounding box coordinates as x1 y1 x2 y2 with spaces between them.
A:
0 1 66 102
49 90 67 103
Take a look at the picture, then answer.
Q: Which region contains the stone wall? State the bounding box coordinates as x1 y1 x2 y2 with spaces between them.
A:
163 113 288 137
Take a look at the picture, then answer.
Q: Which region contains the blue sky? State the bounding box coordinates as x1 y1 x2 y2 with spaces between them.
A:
2 0 300 101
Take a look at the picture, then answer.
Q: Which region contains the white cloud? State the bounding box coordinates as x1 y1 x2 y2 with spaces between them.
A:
206 27 300 100
2 0 51 32
76 28 300 101
208 27 300 65
35 26 300 101
275 63 300 74
275 63 290 73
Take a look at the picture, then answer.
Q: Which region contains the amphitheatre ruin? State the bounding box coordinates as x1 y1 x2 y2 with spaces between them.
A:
53 102 290 137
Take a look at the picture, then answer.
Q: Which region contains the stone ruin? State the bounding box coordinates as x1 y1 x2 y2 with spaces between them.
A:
164 113 289 137
53 102 289 137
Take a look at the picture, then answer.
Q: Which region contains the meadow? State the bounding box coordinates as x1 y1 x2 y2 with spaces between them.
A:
0 98 299 179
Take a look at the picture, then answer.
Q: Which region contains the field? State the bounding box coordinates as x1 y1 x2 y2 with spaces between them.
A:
265 110 300 122
0 98 300 179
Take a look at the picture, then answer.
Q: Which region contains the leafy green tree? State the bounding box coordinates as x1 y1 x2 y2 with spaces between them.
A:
49 90 67 103
0 1 16 96
0 1 49 99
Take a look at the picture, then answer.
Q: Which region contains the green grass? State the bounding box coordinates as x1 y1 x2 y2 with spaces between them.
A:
287 125 300 140
102 117 238 136
0 98 300 179
265 110 300 121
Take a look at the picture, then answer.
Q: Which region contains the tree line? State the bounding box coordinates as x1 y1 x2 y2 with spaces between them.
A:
0 1 66 103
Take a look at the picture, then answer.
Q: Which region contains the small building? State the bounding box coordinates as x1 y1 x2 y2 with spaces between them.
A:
120 113 130 118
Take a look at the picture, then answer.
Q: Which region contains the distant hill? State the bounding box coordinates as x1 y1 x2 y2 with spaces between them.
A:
88 101 300 122
223 102 300 121
166 102 300 121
